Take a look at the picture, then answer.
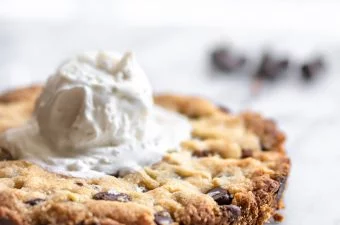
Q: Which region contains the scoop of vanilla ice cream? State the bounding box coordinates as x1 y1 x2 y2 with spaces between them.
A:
36 52 152 151
0 51 192 178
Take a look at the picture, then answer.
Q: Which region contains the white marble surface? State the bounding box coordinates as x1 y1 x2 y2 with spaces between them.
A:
1 1 340 224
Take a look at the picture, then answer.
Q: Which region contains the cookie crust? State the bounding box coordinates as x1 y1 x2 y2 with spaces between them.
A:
0 86 290 225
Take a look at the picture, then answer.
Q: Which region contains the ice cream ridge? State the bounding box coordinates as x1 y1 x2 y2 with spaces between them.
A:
0 51 192 178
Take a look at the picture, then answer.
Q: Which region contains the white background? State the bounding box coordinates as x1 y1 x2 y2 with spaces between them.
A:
1 1 340 224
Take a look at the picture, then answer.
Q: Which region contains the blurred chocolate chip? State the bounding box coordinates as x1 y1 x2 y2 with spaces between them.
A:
301 57 324 81
220 205 241 222
278 59 289 71
109 171 120 178
154 211 173 225
255 53 289 81
24 198 45 206
218 105 230 113
0 148 13 161
192 150 212 158
241 149 253 158
260 142 271 151
207 187 233 205
75 182 84 186
273 213 284 222
93 192 131 202
188 114 200 120
275 177 287 202
109 170 130 178
211 48 246 72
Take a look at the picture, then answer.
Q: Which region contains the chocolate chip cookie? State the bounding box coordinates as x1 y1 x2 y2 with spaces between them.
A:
0 86 290 225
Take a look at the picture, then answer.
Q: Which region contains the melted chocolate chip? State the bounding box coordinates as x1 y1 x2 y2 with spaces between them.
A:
207 187 233 205
220 205 241 222
154 211 173 225
241 149 253 158
301 57 324 81
93 192 131 202
24 198 45 206
211 48 246 72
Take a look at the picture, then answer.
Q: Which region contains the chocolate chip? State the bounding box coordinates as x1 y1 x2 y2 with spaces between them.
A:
278 59 289 71
0 148 13 161
255 53 289 81
211 48 246 72
273 213 284 222
207 187 233 205
24 198 45 206
241 149 253 158
93 191 131 202
275 177 287 202
219 205 241 222
75 181 84 186
301 57 324 81
260 142 271 151
0 218 17 225
109 169 126 178
154 211 173 225
218 105 230 113
109 171 120 178
192 150 212 158
188 114 200 120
